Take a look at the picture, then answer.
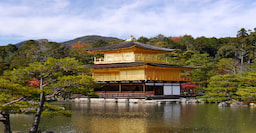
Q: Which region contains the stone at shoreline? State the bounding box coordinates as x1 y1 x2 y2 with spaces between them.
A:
249 103 256 107
218 102 230 107
218 100 249 108
230 102 248 107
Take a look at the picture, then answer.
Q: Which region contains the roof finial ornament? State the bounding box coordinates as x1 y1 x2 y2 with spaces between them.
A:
126 35 136 41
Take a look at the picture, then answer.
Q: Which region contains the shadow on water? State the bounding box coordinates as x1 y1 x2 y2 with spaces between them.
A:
1 102 256 133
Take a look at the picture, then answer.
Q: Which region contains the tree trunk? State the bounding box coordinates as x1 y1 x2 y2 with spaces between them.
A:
240 43 244 72
225 89 236 101
1 113 12 133
225 89 232 100
29 78 45 133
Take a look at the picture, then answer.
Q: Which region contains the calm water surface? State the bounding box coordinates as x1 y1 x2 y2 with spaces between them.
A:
1 102 256 133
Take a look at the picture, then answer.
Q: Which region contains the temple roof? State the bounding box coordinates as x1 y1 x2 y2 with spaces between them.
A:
86 62 200 70
87 41 176 52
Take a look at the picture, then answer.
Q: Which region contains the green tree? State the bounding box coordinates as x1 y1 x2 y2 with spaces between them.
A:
193 37 221 57
137 36 149 44
0 44 18 62
3 44 18 64
154 34 165 40
0 44 18 73
176 35 194 51
92 40 109 48
0 78 40 133
43 42 69 59
202 72 256 103
69 42 94 64
236 72 256 103
15 40 69 68
235 28 250 70
186 53 217 91
0 58 9 75
216 44 237 59
147 34 177 49
165 49 190 66
10 56 31 69
216 58 240 74
247 28 256 63
17 40 41 63
107 40 123 45
0 57 97 133
201 74 240 102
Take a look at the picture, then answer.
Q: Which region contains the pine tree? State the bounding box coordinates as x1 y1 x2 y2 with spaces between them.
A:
0 78 40 133
0 57 97 133
236 72 256 103
201 74 240 102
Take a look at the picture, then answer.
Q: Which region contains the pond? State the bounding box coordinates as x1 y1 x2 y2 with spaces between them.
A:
1 102 256 133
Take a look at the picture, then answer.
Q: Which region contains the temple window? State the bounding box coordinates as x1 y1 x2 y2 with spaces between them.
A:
126 55 131 60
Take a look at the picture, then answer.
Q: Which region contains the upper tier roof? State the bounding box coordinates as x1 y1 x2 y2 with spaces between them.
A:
87 41 176 52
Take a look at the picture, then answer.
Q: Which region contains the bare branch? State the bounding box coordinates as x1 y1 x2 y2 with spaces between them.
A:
0 118 6 122
42 82 51 88
3 96 25 106
0 113 5 122
45 84 71 98
42 72 52 79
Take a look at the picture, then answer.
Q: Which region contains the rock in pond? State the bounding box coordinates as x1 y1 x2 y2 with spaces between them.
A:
230 102 248 107
218 102 230 107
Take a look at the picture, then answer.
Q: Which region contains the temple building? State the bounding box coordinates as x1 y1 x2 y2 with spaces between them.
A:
86 40 199 98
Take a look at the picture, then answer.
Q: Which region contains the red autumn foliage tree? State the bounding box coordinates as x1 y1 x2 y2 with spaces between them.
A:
181 82 197 89
181 82 198 95
171 36 182 42
72 42 89 50
27 78 40 88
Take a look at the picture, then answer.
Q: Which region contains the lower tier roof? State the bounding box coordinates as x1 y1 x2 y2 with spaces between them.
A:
86 62 200 70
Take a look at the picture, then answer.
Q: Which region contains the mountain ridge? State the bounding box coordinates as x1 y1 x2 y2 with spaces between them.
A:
14 35 122 48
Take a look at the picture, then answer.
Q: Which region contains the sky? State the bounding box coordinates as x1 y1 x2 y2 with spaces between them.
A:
1 0 256 46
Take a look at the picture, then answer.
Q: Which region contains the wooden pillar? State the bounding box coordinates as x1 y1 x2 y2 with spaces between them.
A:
119 82 122 93
143 83 145 93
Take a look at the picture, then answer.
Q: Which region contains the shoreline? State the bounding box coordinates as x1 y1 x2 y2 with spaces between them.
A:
72 97 256 108
72 97 202 104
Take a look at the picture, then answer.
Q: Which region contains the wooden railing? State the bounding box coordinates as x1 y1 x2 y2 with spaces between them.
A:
134 56 166 64
180 76 192 81
94 57 134 64
94 56 167 64
96 91 154 98
94 57 104 64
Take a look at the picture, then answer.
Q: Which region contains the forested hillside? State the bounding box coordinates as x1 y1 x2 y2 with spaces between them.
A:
59 35 121 48
1 28 256 102
14 35 121 48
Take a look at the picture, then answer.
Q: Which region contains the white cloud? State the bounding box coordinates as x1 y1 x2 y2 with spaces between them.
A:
0 0 256 45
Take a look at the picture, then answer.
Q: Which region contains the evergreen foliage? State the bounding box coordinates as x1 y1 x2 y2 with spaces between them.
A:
0 57 98 133
201 74 240 102
202 72 256 103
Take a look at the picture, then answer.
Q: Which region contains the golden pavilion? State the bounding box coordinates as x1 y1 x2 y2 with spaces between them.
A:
87 40 198 98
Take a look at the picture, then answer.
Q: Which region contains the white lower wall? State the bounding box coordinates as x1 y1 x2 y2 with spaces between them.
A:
163 83 180 95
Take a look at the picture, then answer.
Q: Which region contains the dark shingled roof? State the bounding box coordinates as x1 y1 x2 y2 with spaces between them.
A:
147 63 200 69
86 62 200 70
86 62 144 69
87 41 176 52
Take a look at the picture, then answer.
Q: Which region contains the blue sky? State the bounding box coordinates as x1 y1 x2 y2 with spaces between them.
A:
1 0 256 46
